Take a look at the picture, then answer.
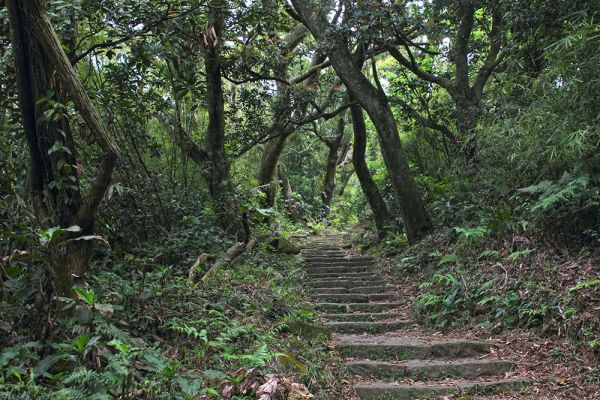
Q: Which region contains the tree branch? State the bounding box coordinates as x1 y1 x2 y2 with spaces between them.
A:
385 45 453 90
291 101 354 126
472 6 504 98
71 4 204 64
390 98 459 146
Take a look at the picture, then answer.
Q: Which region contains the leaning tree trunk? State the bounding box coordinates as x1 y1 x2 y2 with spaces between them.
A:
258 122 294 208
203 0 246 241
349 98 390 238
291 1 432 242
7 0 119 296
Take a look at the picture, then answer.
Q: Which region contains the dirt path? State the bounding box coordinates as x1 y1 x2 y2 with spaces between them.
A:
302 237 531 399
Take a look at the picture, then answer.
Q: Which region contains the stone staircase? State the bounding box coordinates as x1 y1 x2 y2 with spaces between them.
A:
302 238 530 399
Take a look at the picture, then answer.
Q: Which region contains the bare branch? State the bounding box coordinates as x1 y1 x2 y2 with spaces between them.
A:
291 101 354 126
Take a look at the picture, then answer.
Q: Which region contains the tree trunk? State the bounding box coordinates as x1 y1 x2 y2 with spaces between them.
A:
203 0 245 241
7 0 119 296
258 123 294 208
336 164 354 197
454 94 480 162
291 1 432 242
349 98 390 238
321 115 346 212
277 162 300 221
257 45 324 209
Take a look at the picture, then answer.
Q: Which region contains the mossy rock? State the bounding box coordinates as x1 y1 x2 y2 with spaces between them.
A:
268 237 301 254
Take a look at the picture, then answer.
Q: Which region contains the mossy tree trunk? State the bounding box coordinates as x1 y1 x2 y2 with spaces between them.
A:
7 0 119 296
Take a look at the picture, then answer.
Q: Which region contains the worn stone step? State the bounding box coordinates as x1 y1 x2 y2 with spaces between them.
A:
301 251 345 256
309 280 390 289
305 260 375 267
325 320 411 334
323 312 403 322
306 265 373 274
312 293 395 303
317 302 402 313
350 285 396 294
354 378 531 399
304 257 375 267
313 285 394 295
312 293 369 303
313 287 350 295
336 335 491 360
308 272 382 280
304 255 373 261
347 358 513 381
302 249 348 254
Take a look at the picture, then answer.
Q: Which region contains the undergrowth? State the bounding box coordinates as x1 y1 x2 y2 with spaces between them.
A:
0 222 343 399
385 228 600 353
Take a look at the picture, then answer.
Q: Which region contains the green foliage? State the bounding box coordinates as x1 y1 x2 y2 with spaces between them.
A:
454 226 489 242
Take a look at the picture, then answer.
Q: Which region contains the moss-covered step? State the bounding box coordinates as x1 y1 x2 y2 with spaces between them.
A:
304 256 373 263
325 320 412 334
309 280 391 289
305 260 375 268
312 293 369 303
313 286 395 295
308 272 382 280
316 302 402 313
305 265 373 274
353 378 531 399
349 285 396 294
312 293 396 303
336 335 490 360
347 358 514 380
323 312 403 322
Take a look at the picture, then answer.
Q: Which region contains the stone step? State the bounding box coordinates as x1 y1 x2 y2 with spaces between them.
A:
304 256 373 263
305 260 375 267
326 320 412 334
300 247 348 253
302 246 342 251
308 272 382 280
312 293 395 303
336 335 491 360
354 378 531 399
350 285 396 294
317 302 402 313
305 265 373 274
347 358 514 381
312 293 368 303
313 285 395 295
324 312 403 322
301 251 345 256
309 280 390 289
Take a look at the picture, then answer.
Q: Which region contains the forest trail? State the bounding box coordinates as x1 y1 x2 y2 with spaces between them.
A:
302 236 531 399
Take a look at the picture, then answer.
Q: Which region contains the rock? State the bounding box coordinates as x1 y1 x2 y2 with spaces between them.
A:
269 237 301 254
